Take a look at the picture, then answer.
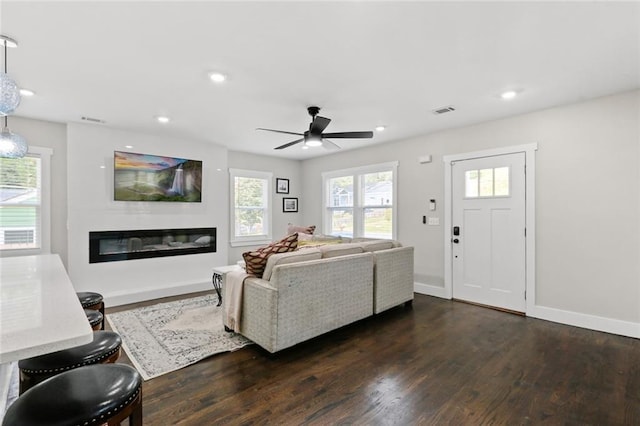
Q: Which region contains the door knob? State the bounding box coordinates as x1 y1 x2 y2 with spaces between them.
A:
452 238 459 244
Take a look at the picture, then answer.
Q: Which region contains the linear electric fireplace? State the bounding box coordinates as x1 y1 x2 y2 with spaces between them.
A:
89 227 216 263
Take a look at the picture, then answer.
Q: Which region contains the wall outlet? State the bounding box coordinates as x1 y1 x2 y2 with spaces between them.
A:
428 217 440 226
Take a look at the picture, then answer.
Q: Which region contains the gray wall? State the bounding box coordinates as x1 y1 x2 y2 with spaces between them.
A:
227 151 302 263
301 90 640 325
10 116 68 267
65 123 229 305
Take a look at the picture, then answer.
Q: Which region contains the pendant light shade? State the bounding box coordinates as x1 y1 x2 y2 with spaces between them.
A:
0 125 28 158
0 72 21 116
0 36 21 116
0 35 27 158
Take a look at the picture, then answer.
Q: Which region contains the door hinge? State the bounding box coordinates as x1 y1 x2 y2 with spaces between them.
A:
524 290 527 300
524 228 527 237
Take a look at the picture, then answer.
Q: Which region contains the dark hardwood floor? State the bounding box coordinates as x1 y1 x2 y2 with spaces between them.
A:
107 293 640 425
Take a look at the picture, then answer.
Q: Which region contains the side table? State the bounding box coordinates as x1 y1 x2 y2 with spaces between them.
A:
212 265 242 306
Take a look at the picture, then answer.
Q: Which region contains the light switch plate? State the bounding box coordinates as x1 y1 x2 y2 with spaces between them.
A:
428 217 440 226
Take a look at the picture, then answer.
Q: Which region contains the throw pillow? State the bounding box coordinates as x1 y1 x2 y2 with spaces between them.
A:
242 233 299 278
287 223 316 235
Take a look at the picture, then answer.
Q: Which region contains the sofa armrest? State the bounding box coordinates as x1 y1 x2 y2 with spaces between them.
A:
240 277 279 351
373 246 414 313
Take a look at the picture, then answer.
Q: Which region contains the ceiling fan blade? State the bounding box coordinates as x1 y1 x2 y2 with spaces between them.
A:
321 131 374 139
274 138 304 150
322 139 341 151
310 116 331 135
257 128 304 136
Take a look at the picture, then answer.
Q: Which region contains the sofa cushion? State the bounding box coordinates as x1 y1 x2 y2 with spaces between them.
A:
243 233 298 278
319 243 364 258
262 248 322 280
358 240 394 252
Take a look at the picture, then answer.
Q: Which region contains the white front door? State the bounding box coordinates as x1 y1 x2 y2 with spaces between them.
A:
451 152 526 312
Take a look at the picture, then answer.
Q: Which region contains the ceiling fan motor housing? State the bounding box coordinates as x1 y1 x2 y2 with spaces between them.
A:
307 106 321 117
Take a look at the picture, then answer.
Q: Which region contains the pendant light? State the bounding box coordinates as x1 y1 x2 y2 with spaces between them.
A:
0 35 28 158
0 116 28 158
0 35 21 116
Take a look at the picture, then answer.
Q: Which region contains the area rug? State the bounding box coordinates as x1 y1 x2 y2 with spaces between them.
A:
106 294 252 380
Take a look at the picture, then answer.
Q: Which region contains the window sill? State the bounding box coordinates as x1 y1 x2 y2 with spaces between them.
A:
230 239 271 248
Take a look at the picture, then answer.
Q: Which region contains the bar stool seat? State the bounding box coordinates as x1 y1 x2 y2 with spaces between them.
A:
77 291 105 330
85 308 104 330
18 330 122 394
3 364 143 426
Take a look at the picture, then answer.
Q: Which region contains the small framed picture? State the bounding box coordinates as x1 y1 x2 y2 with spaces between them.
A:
276 178 289 194
283 197 298 212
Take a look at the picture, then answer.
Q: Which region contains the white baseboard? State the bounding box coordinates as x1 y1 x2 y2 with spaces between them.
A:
528 305 640 339
414 282 449 299
104 281 213 307
413 282 639 339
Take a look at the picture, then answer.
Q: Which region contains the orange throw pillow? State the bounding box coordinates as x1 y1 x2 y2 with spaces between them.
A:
243 233 299 278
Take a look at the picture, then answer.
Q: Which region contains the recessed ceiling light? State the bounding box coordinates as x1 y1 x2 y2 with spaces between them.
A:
100 165 106 169
501 90 518 100
125 145 133 149
19 88 35 97
156 116 170 124
301 145 309 150
375 126 386 132
209 72 227 83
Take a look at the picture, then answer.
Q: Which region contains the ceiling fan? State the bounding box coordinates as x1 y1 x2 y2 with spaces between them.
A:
257 106 374 150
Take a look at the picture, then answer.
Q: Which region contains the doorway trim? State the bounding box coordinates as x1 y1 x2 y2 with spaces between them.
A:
443 143 538 314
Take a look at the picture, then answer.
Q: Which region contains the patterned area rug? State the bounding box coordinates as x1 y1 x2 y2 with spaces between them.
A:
106 294 252 380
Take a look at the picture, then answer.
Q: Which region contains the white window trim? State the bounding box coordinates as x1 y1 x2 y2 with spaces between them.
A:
322 161 398 239
1 145 53 257
229 168 273 247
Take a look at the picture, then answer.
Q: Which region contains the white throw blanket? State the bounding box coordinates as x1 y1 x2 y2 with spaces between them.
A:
223 270 250 332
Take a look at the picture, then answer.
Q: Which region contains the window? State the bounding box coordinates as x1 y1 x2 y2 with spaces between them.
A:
465 166 510 198
323 162 397 239
0 146 52 254
229 168 272 246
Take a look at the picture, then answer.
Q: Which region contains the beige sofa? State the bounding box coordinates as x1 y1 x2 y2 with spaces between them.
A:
223 240 414 353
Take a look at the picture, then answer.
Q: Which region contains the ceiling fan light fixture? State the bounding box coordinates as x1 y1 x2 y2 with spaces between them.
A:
305 139 322 147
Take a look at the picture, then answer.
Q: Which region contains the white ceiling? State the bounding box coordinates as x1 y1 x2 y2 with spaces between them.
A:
1 1 639 160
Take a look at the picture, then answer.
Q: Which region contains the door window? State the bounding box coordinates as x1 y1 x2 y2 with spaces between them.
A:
464 166 510 198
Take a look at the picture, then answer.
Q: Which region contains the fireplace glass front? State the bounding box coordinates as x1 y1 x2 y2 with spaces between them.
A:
89 227 216 263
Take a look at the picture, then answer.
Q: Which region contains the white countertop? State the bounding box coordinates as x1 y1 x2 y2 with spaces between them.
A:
0 254 93 363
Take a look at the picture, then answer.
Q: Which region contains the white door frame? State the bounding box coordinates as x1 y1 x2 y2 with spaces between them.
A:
443 143 538 314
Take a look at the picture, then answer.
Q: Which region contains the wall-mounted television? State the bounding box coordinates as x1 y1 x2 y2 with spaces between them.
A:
114 151 202 202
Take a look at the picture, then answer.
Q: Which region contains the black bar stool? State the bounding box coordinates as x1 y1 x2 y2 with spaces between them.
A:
18 330 122 394
85 308 104 331
3 364 143 426
77 291 105 329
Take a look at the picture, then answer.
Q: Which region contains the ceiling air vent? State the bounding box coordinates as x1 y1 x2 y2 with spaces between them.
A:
432 106 456 115
81 116 106 124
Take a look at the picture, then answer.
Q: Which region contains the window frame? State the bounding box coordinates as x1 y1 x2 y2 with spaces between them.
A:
0 146 52 256
229 168 273 247
322 161 398 239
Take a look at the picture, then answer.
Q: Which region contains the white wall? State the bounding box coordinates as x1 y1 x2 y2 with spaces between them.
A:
66 123 229 306
9 116 68 266
301 90 640 336
227 151 302 263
